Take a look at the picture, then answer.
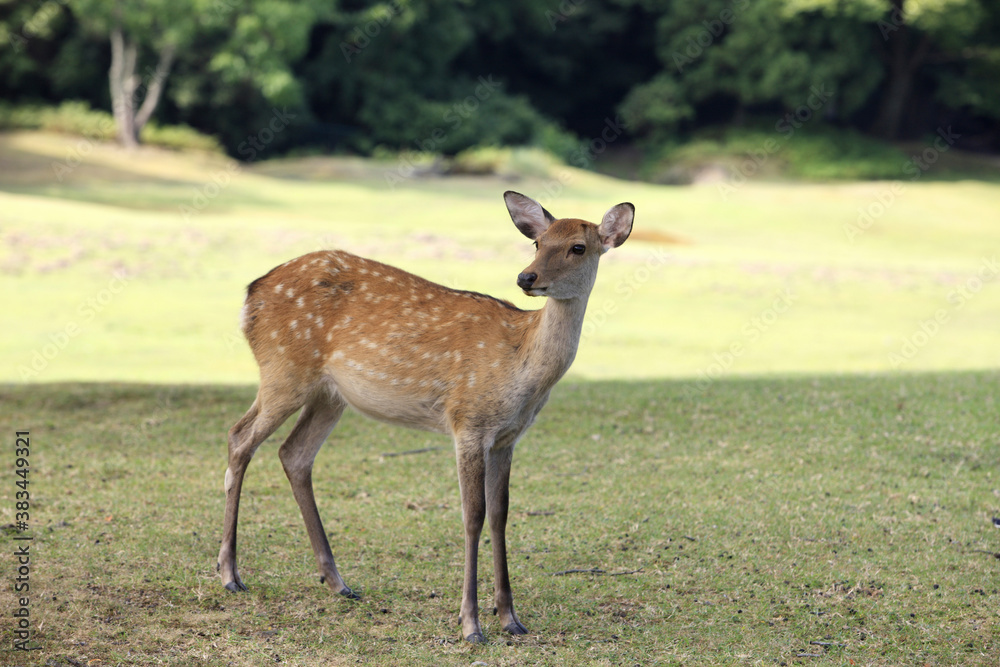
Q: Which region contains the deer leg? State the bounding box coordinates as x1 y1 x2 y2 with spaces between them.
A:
278 395 358 598
456 437 487 642
485 444 527 635
218 397 298 592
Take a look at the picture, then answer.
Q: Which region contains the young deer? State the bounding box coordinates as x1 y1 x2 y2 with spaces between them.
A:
218 191 634 642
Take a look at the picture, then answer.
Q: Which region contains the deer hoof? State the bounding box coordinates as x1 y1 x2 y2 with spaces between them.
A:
224 580 247 593
338 586 361 600
465 631 486 643
504 620 528 635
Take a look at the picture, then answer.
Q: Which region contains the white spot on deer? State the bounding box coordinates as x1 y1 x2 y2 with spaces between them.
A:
331 350 345 361
270 330 278 339
277 345 286 354
297 297 305 307
326 332 333 342
313 349 321 358
274 283 284 293
305 328 312 340
477 341 485 349
467 373 477 388
286 288 295 298
316 315 324 327
306 313 314 320
290 320 298 330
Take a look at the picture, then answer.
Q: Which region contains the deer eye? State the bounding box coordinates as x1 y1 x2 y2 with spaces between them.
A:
571 244 586 255
533 241 539 249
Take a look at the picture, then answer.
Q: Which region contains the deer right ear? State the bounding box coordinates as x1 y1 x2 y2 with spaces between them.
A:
504 191 555 240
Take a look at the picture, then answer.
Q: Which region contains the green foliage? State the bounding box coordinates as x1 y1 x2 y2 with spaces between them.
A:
447 146 559 178
3 0 1000 166
648 124 909 181
140 122 223 153
0 101 222 152
0 101 115 139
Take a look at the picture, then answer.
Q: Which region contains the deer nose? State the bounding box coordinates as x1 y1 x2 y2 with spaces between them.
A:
517 272 537 290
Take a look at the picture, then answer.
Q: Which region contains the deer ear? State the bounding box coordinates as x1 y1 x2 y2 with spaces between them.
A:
598 202 634 252
504 191 554 240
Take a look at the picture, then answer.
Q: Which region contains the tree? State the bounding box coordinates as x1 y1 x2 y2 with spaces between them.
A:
67 0 327 150
66 0 190 147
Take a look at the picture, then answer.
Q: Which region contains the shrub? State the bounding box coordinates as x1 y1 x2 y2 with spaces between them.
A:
0 101 222 153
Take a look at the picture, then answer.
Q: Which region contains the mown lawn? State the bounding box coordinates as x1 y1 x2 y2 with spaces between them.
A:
1 132 998 666
1 374 998 666
2 131 1000 384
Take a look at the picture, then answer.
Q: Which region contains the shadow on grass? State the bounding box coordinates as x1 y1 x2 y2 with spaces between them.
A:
1 371 997 665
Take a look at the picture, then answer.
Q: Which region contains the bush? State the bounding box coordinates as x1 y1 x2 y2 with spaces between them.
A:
0 101 222 153
140 123 223 153
645 123 908 183
446 146 559 178
0 101 117 139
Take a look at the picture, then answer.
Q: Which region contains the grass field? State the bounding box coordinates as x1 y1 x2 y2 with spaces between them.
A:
1 132 999 665
2 131 1000 383
1 375 998 666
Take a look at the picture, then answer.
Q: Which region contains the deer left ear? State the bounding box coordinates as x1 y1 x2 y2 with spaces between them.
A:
598 203 634 252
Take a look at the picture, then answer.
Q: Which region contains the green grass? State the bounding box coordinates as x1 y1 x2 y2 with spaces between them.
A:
1 375 997 665
1 131 999 665
2 131 1000 384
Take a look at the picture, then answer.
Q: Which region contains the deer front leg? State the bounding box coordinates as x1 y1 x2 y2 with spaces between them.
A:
456 439 487 642
485 444 527 635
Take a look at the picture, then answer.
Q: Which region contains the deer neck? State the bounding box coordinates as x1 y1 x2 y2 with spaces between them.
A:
522 294 590 389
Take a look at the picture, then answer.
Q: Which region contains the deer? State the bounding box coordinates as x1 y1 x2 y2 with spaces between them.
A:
217 191 635 642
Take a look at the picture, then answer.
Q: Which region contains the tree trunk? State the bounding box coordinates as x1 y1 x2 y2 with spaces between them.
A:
871 0 931 140
109 25 139 148
108 25 176 149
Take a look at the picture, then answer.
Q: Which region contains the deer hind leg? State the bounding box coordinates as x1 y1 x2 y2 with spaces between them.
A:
277 392 358 598
218 391 303 592
455 434 488 642
485 444 527 635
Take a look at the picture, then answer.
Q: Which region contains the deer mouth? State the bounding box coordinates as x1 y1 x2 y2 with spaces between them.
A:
521 286 547 296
